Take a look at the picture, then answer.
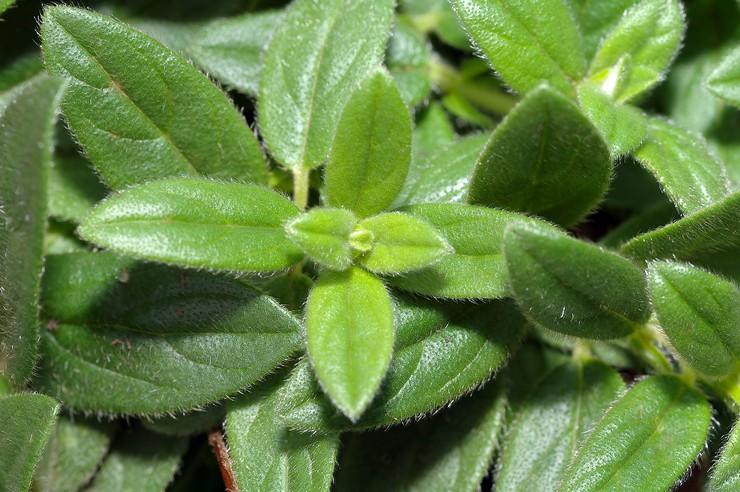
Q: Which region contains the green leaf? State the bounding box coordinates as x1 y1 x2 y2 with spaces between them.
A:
306 267 394 420
48 154 107 223
388 204 553 299
34 415 115 492
450 0 584 96
497 361 625 491
467 86 611 227
86 427 188 492
0 54 44 113
403 134 488 206
41 6 266 189
226 370 339 492
706 45 740 108
355 213 451 275
588 0 684 102
599 201 679 249
557 376 710 492
78 177 304 272
635 118 730 215
142 404 226 437
334 380 507 492
0 0 14 16
0 74 65 386
0 394 59 492
563 0 641 61
648 261 740 379
386 21 432 108
504 223 651 339
286 208 357 271
279 297 526 431
37 252 301 414
707 418 740 492
259 0 394 170
622 191 740 282
411 102 456 168
577 83 648 156
325 69 412 217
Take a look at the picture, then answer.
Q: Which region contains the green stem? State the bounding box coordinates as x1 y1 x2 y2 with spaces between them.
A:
629 326 673 375
429 59 516 116
292 167 310 210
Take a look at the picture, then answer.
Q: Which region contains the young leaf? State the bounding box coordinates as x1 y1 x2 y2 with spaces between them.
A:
355 213 451 275
635 118 730 215
467 86 611 227
286 208 357 271
37 253 301 414
325 69 412 218
41 6 266 189
497 361 625 491
563 0 641 61
0 394 59 492
450 0 584 96
334 380 507 492
588 0 684 102
387 21 432 108
306 267 394 420
648 261 740 379
504 223 651 339
707 418 740 492
78 177 304 272
48 154 107 223
0 74 64 386
557 376 711 491
706 45 740 108
259 0 394 170
86 427 188 492
389 204 554 299
226 371 339 492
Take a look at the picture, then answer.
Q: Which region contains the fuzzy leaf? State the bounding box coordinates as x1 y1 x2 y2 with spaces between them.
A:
706 45 740 108
306 267 394 420
37 253 301 414
563 0 641 61
0 74 64 386
78 177 304 272
707 418 740 492
259 0 394 170
41 6 266 189
325 69 412 217
468 86 611 227
451 0 584 96
48 154 107 223
387 21 432 108
557 376 710 491
0 394 59 492
411 102 456 168
504 223 651 339
286 208 357 271
648 261 740 379
142 405 226 437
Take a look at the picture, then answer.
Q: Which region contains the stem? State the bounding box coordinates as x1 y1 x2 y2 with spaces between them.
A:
292 167 310 210
572 340 593 362
629 327 673 375
429 59 516 116
208 428 238 492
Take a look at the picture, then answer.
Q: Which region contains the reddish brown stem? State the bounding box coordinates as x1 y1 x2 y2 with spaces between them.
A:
208 428 238 492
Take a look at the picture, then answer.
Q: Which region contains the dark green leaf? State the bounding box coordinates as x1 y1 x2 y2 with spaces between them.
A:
451 0 584 96
41 6 266 189
259 0 394 170
0 74 64 386
286 208 357 271
468 86 611 227
143 405 226 437
707 418 740 492
563 0 641 61
557 376 710 491
48 154 107 223
387 21 432 108
706 45 740 108
0 54 44 112
78 177 304 272
504 223 651 339
599 202 679 249
325 69 412 217
306 267 394 420
0 394 59 492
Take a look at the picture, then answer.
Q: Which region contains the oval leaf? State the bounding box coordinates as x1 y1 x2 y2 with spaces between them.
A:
707 418 740 492
706 45 740 108
286 208 357 271
563 0 641 61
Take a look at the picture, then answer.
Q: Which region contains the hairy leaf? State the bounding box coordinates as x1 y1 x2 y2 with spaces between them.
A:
707 418 740 492
48 154 107 223
142 404 226 437
706 45 740 108
286 208 357 271
387 21 432 108
563 0 641 61
410 102 456 169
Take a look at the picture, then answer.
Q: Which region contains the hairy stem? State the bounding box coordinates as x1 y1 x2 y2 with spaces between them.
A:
293 167 310 210
208 428 238 492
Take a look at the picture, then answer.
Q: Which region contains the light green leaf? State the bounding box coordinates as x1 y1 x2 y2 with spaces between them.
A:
325 69 412 217
588 0 684 102
468 86 611 227
557 376 710 492
504 223 651 339
34 415 115 492
497 361 625 491
0 394 59 492
563 0 641 61
0 0 14 16
306 267 394 420
450 0 584 96
0 74 65 386
48 154 107 223
286 208 357 271
577 83 648 156
706 45 740 108
37 252 301 414
635 118 730 215
389 204 553 299
648 261 740 379
259 0 394 170
356 213 451 275
41 6 266 189
279 297 526 431
78 177 304 272
86 427 188 492
334 380 507 492
411 102 456 168
707 418 740 492
226 371 339 492
387 21 432 108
